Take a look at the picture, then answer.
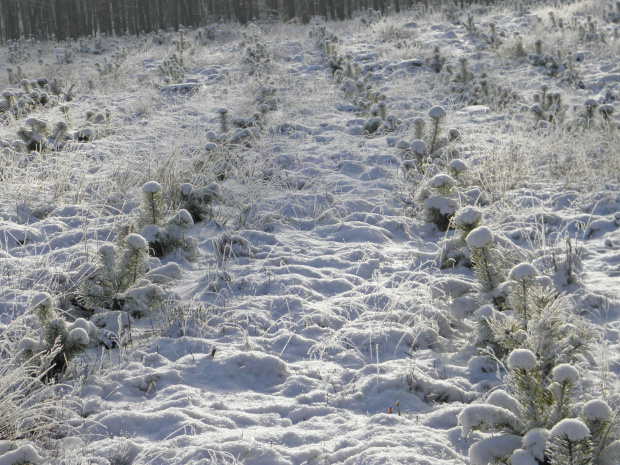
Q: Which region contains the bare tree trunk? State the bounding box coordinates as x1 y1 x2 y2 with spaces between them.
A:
97 0 112 34
286 0 295 20
54 0 67 41
20 1 32 39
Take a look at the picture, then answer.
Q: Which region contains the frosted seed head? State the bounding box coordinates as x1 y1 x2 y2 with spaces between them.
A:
550 419 590 441
465 226 494 248
583 399 612 422
142 181 162 194
507 349 537 372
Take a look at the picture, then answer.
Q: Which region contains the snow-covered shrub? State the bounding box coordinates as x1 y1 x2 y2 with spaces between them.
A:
459 347 608 465
426 46 446 73
139 181 199 259
77 234 164 317
16 117 70 151
159 53 185 84
490 289 590 377
179 182 220 222
20 293 96 379
0 332 79 444
547 419 591 464
242 28 270 76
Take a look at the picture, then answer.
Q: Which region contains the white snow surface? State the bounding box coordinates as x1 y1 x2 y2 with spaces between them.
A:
1 2 620 463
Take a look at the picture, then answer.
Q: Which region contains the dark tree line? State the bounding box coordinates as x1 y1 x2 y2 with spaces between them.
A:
0 0 416 42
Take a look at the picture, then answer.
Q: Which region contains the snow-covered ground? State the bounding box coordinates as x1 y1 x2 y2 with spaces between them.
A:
1 1 620 463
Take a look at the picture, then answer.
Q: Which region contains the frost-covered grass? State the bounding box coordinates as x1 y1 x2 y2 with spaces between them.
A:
0 0 620 463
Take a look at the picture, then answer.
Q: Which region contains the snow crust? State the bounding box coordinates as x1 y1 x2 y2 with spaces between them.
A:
430 174 456 189
522 428 549 461
510 449 537 465
0 4 619 464
428 105 447 118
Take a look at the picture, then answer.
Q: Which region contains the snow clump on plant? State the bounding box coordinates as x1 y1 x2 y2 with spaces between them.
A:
552 364 579 384
507 348 537 371
583 399 612 422
466 226 494 248
509 263 538 281
549 418 590 441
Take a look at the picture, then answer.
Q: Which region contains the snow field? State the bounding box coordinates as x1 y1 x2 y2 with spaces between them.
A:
0 0 620 463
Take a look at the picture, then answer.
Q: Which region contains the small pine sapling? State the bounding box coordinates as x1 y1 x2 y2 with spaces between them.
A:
218 107 229 133
507 263 540 328
424 174 458 231
427 105 447 154
427 46 446 73
78 234 162 317
547 419 591 465
142 181 165 226
466 227 507 308
453 206 483 240
413 117 425 141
